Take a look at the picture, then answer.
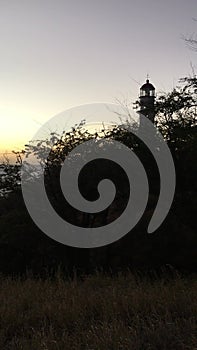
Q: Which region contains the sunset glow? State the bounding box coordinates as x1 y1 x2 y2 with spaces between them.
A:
0 0 196 156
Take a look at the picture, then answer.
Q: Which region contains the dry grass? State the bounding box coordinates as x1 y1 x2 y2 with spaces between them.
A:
0 271 196 349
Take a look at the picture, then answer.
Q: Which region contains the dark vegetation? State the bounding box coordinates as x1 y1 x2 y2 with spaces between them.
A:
0 271 196 350
0 76 196 277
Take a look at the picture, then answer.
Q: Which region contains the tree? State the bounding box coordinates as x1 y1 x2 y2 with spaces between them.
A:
0 74 197 275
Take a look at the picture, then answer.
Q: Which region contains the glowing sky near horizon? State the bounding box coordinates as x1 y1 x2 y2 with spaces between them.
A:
0 0 196 155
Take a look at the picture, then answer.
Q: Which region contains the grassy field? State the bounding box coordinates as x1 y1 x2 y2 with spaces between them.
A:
0 271 196 350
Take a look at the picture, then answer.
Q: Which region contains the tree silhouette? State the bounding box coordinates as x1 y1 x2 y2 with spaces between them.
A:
0 76 197 275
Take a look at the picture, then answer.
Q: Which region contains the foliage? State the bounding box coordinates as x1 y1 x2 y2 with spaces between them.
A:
0 152 23 196
0 76 197 274
155 77 197 144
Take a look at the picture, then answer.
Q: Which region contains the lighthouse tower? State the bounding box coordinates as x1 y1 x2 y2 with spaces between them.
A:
139 78 155 123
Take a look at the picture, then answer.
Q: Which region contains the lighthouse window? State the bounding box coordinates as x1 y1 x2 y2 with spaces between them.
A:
140 90 146 96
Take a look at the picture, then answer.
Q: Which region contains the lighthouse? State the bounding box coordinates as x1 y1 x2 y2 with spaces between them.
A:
138 78 156 123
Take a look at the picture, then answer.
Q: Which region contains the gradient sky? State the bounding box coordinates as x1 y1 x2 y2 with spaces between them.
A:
0 0 196 154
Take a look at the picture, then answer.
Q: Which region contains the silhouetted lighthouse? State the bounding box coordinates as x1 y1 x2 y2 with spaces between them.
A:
138 78 156 123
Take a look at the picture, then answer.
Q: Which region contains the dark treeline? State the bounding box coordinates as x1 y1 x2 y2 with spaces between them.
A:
0 76 196 277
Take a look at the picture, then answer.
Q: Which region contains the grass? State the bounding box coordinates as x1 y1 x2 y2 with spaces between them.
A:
0 271 196 349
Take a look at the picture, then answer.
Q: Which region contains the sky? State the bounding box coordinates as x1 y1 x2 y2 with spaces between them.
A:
0 0 196 155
